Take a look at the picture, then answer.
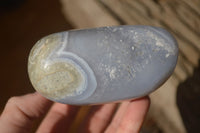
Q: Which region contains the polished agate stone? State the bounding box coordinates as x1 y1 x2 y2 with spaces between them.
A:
28 25 178 105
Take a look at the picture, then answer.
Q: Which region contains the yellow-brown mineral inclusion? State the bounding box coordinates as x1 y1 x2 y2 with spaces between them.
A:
28 34 85 99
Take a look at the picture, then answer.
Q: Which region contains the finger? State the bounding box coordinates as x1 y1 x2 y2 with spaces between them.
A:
116 97 150 133
78 103 117 133
69 106 91 133
37 103 80 133
105 101 130 133
0 92 52 133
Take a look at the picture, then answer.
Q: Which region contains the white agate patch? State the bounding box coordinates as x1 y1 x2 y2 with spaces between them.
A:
28 33 97 101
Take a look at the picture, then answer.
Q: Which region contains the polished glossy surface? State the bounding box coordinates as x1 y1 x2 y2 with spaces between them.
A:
28 25 178 105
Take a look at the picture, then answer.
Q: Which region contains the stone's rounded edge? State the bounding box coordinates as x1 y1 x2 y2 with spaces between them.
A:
27 33 64 100
147 26 179 53
148 26 176 42
144 26 179 72
148 26 179 97
150 26 179 72
27 32 97 104
147 26 179 90
27 33 62 94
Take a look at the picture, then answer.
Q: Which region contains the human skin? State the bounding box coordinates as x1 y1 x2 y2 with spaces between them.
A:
0 92 150 133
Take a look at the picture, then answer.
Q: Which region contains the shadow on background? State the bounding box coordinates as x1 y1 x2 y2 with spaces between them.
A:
0 0 73 111
177 60 200 133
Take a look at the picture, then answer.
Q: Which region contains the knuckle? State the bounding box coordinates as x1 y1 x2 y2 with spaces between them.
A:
7 96 19 105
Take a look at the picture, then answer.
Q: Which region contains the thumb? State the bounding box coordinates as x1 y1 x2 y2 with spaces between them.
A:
0 92 52 133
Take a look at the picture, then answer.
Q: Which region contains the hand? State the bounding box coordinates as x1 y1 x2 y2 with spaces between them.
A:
0 93 150 133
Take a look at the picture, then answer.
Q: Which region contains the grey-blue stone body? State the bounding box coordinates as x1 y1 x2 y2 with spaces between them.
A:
29 25 178 105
